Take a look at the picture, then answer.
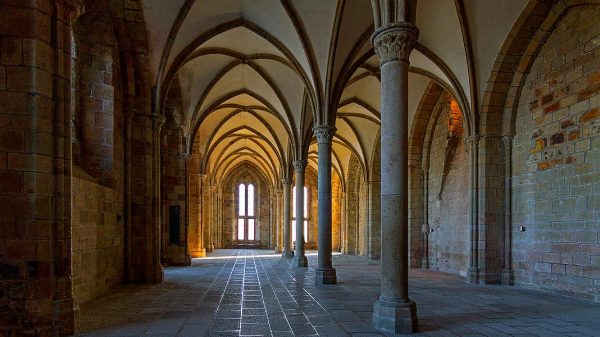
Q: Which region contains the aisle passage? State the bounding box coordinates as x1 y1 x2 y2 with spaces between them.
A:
76 250 600 336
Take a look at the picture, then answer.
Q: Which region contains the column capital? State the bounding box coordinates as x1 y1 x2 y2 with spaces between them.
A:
371 22 419 65
313 125 336 144
502 133 514 144
152 113 166 131
281 178 292 186
292 160 307 171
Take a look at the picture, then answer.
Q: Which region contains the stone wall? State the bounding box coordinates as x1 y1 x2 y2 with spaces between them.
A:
427 103 469 276
71 169 124 306
511 5 600 301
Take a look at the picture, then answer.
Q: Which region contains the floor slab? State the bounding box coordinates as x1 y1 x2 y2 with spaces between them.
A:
75 249 600 336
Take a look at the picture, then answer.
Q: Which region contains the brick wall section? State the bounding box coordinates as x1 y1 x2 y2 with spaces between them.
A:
71 168 124 305
427 105 469 276
511 5 600 301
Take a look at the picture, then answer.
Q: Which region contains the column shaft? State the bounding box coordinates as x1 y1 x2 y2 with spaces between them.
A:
371 23 419 334
282 179 294 258
293 161 308 267
314 126 337 284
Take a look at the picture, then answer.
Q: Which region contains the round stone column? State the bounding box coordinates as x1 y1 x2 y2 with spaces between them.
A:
371 22 419 334
314 125 337 284
292 160 308 267
281 178 294 258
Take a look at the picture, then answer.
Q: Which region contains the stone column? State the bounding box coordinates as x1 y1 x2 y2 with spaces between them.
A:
466 135 480 284
421 162 430 269
292 160 308 267
281 178 294 258
371 23 419 334
314 125 337 283
502 134 514 284
275 188 284 253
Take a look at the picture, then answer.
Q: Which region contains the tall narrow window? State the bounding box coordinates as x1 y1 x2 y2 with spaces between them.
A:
292 185 308 242
237 183 256 242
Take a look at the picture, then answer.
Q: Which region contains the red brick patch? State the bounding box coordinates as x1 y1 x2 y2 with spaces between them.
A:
544 102 561 114
580 108 599 123
578 83 600 101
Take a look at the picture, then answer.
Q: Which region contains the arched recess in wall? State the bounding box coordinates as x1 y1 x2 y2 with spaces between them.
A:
481 0 600 295
70 0 159 310
221 162 272 249
72 10 121 188
409 80 470 275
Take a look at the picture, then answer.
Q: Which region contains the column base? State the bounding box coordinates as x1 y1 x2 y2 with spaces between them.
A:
275 246 283 254
467 267 479 284
190 249 206 258
292 255 308 267
502 268 514 285
315 268 337 284
372 299 418 334
282 250 295 259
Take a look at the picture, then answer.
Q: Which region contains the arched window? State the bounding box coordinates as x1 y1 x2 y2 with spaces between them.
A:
237 183 256 241
292 185 308 242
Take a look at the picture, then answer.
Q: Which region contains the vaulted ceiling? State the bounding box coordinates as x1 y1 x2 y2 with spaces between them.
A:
142 0 528 185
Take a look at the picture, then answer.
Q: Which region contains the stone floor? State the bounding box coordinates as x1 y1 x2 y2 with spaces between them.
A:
76 249 600 337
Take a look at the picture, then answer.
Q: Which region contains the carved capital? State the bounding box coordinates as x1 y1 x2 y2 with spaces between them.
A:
371 23 419 65
313 125 336 144
464 135 480 153
502 134 514 145
292 160 307 172
281 178 292 186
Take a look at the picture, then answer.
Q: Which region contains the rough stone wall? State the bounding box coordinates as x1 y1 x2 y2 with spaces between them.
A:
427 105 469 276
344 154 363 254
511 5 600 301
71 169 124 306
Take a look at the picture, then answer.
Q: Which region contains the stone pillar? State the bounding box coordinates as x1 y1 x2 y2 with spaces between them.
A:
502 134 514 284
209 185 218 252
371 23 419 334
421 162 430 269
314 126 337 284
275 188 283 253
292 160 308 267
281 178 294 258
466 135 480 284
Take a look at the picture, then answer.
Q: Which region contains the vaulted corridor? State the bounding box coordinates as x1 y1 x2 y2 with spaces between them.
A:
76 250 600 337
